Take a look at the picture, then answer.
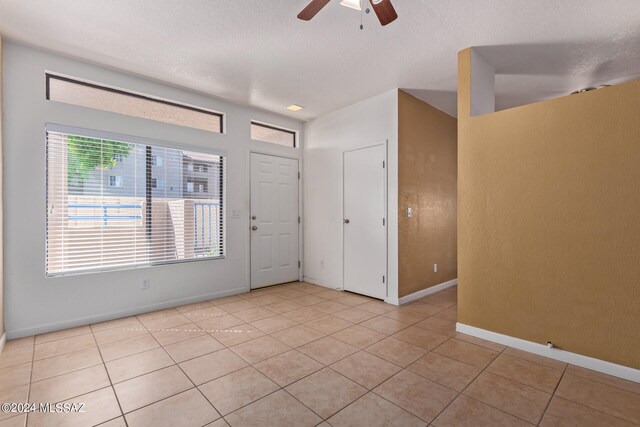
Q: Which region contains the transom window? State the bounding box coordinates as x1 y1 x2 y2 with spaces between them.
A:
251 121 297 148
46 74 224 133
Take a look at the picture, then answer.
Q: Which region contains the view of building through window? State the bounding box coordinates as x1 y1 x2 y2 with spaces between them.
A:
46 129 224 275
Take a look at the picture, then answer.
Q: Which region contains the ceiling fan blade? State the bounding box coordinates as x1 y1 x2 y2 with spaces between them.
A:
297 0 331 21
369 0 398 26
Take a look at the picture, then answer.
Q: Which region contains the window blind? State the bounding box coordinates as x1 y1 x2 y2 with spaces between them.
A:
46 129 224 276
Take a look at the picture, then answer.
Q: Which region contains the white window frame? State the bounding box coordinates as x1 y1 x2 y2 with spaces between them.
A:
152 155 164 167
45 123 226 277
46 73 226 133
250 120 298 148
151 178 164 189
109 175 123 188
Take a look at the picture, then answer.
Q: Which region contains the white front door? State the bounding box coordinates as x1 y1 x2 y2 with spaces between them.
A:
343 144 387 299
250 153 299 289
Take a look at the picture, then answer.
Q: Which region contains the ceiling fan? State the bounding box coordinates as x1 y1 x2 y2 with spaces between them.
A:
297 0 398 26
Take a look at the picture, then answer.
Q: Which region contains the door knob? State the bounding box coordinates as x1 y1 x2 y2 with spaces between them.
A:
252 215 257 220
343 219 350 224
251 225 258 231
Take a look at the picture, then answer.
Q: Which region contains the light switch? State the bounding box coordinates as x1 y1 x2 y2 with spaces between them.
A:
408 207 413 218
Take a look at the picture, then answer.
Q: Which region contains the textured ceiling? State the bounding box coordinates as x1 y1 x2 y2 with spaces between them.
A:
1 0 639 119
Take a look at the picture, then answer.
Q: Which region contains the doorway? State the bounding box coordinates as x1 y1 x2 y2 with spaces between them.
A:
250 153 300 289
343 143 387 299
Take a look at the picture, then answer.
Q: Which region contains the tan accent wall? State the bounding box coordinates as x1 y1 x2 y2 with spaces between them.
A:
0 36 4 341
458 48 640 369
398 90 457 298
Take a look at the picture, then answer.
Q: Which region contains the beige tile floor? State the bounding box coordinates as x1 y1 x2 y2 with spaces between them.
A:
0 282 639 426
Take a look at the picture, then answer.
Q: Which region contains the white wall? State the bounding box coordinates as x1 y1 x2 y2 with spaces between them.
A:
470 48 495 116
3 42 303 338
0 36 5 350
303 90 399 303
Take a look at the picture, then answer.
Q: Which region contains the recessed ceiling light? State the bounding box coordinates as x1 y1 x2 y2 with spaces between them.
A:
286 104 304 112
340 0 361 10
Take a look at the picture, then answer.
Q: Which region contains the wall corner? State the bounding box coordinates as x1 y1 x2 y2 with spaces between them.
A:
0 35 4 344
458 49 472 120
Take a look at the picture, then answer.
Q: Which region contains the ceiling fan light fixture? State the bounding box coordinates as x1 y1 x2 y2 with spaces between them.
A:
340 0 362 11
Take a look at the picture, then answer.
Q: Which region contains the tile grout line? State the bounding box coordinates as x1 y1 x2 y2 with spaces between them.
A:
562 370 640 397
331 384 422 424
30 334 98 363
219 387 284 425
121 320 222 425
459 344 558 425
434 318 626 425
421 337 513 425
424 331 604 426
231 289 459 425
216 359 347 423
370 383 445 424
482 355 565 395
369 337 463 423
159 333 229 425
256 312 426 422
499 349 567 372
537 369 639 425
33 329 94 346
164 336 229 426
14 284 459 425
96 307 262 363
22 335 36 426
536 363 569 426
18 283 634 426
104 315 309 390
211 309 400 423
18 333 122 426
200 286 347 423
86 309 621 426
91 323 130 427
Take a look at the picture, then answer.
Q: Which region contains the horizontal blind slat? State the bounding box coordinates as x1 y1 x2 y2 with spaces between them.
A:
46 129 225 276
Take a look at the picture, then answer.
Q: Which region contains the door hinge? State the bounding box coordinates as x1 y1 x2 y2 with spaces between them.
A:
382 218 385 226
298 260 301 268
298 172 301 179
298 216 301 224
382 275 385 284
382 161 385 168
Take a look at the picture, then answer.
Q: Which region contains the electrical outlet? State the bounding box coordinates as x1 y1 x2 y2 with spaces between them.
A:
141 278 150 290
408 207 413 218
434 264 438 273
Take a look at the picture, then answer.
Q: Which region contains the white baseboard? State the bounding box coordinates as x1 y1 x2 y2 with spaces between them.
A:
302 276 342 291
396 278 458 306
385 296 400 305
456 323 640 384
0 333 6 354
6 287 248 340
303 277 458 307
